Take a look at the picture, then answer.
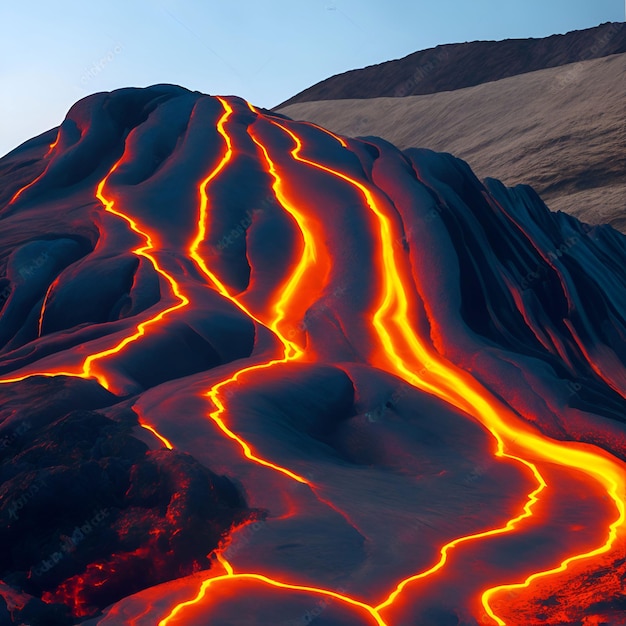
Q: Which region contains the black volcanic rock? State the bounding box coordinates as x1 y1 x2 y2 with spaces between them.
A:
276 22 626 106
0 377 260 624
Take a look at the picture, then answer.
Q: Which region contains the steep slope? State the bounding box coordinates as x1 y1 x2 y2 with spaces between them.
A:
276 22 626 107
278 52 626 233
0 86 625 626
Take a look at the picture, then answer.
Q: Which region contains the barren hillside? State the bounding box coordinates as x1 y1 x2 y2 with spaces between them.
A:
277 22 626 107
278 53 626 231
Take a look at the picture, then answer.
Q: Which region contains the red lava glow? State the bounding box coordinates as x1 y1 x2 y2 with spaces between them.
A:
7 131 60 205
139 423 174 450
1 93 625 626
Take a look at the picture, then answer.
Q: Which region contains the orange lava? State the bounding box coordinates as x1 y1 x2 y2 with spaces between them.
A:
37 279 57 337
140 423 174 450
158 555 388 626
44 132 60 157
185 96 337 484
8 131 59 205
1 154 191 393
285 121 626 624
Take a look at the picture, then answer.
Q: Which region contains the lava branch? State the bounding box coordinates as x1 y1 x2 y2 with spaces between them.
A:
481 479 625 625
44 131 60 158
81 161 191 390
159 98 369 624
205 104 360 525
7 130 60 206
133 404 175 450
158 553 388 626
188 98 356 494
0 154 191 393
187 96 327 482
187 97 309 480
369 169 625 620
37 278 57 337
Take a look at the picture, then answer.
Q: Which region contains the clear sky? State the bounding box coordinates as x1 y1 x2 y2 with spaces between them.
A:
0 0 623 158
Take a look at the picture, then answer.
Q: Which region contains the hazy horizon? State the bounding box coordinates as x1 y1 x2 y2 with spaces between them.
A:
1 0 623 158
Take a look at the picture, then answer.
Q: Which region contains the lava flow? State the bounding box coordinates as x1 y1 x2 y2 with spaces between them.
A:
0 86 625 626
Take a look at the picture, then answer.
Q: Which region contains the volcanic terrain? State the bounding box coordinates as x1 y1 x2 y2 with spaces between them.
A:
0 85 625 626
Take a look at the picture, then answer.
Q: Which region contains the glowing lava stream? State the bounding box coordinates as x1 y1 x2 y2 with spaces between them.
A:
0 155 190 394
186 96 333 482
186 96 306 481
158 554 387 626
252 121 626 623
8 131 59 205
158 100 388 625
133 387 176 449
44 132 60 157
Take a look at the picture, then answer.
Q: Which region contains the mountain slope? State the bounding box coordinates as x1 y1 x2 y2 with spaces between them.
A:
276 22 626 107
0 86 625 625
278 52 626 233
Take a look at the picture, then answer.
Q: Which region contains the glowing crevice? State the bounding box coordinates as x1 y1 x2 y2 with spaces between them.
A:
1 156 191 393
158 554 388 626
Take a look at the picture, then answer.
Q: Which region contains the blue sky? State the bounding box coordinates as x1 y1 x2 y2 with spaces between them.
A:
0 0 623 157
